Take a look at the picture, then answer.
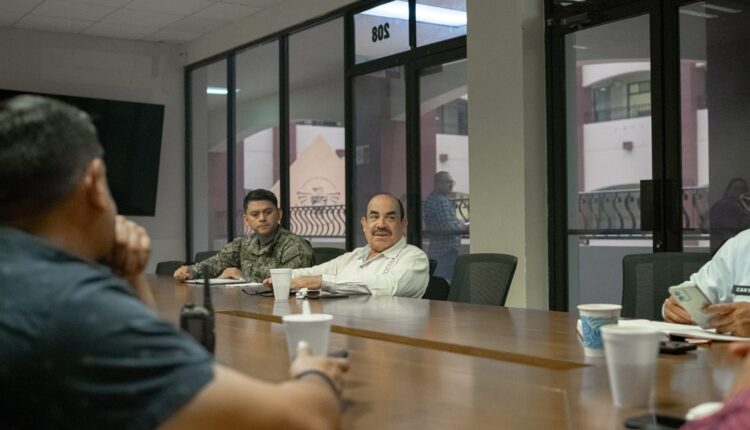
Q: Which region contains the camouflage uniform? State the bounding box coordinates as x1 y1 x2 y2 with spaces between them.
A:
189 226 314 282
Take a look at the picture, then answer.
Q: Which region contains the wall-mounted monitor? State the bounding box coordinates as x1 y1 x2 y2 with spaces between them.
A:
0 89 164 216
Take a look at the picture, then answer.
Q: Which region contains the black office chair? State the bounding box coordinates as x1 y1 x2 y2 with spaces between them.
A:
313 247 347 265
428 258 438 276
194 250 218 263
621 252 711 320
448 253 518 306
155 260 185 275
422 275 450 300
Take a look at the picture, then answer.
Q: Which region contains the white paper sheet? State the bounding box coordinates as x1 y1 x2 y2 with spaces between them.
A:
618 319 750 342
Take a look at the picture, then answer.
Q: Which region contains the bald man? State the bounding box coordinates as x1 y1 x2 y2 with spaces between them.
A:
283 194 429 298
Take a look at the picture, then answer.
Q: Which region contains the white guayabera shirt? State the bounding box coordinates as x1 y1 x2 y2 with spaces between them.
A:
292 237 429 298
691 229 750 304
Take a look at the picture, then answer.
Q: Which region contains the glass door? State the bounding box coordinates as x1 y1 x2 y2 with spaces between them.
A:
563 15 655 307
678 1 750 255
418 58 469 282
351 67 407 247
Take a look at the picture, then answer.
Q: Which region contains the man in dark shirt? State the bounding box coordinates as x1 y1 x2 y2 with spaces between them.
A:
0 95 348 429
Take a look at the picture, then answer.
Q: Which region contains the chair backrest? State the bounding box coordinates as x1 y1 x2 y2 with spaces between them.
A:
621 252 711 320
194 250 218 263
428 258 437 277
155 260 185 275
448 253 518 306
422 275 450 300
313 247 347 265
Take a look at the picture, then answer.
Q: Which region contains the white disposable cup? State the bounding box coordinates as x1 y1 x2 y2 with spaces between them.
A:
601 324 661 408
270 268 292 301
282 313 333 359
577 304 622 357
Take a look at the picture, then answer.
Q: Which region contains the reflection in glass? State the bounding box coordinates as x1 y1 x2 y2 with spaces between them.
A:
289 18 346 249
353 67 406 246
191 60 228 254
234 41 280 236
355 1 410 64
419 59 469 282
416 0 466 47
564 16 653 308
679 1 750 254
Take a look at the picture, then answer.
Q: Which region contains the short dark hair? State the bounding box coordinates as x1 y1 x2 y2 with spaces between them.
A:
367 193 405 221
243 189 278 212
0 95 103 222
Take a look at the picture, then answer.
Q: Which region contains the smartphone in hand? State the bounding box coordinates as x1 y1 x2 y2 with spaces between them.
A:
668 281 713 329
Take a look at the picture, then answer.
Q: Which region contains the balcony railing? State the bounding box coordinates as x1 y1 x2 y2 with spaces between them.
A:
212 198 472 240
584 102 652 123
451 197 470 223
576 185 709 236
288 198 470 239
290 204 346 238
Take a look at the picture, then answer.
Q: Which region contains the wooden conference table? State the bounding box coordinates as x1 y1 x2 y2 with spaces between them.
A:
150 275 741 429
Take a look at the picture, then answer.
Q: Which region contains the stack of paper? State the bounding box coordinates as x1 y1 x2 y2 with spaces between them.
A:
186 278 263 288
618 319 750 342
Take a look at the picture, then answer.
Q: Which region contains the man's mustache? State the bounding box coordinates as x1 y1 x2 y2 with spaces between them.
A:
372 228 392 235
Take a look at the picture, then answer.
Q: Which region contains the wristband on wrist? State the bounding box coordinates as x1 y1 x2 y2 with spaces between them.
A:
295 369 341 397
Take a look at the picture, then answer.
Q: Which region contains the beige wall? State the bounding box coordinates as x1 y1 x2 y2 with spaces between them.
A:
467 0 548 309
188 0 550 309
0 27 187 273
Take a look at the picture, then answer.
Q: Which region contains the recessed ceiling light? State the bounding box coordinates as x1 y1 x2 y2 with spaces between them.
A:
679 9 718 18
362 1 467 27
704 3 741 13
206 87 240 95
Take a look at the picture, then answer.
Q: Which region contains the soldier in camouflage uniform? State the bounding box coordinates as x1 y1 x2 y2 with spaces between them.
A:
174 189 313 282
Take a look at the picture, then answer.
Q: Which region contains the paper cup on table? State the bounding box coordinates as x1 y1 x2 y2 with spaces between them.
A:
601 324 661 408
282 313 333 359
270 268 292 300
577 304 622 357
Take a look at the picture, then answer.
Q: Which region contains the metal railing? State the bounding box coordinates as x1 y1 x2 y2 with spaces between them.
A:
211 198 472 240
576 185 709 236
585 102 652 123
288 198 470 239
290 204 346 238
451 197 470 223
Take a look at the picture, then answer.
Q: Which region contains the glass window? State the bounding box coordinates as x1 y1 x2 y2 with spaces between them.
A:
416 0 466 47
352 67 407 246
289 18 346 249
354 1 410 64
234 41 280 236
419 59 469 282
679 1 750 255
190 60 228 255
564 16 653 308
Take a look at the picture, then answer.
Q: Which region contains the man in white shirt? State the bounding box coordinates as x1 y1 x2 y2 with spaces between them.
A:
288 194 429 298
664 229 750 336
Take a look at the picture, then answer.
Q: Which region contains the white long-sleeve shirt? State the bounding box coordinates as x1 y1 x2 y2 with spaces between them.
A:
691 229 750 304
292 237 429 298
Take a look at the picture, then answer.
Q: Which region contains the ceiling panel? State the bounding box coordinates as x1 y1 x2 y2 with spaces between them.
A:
0 0 43 14
0 12 23 25
83 22 153 38
16 14 92 33
0 0 288 43
194 2 260 21
33 1 116 21
101 8 183 28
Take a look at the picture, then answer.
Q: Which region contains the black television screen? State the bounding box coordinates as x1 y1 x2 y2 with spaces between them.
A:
0 89 164 216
